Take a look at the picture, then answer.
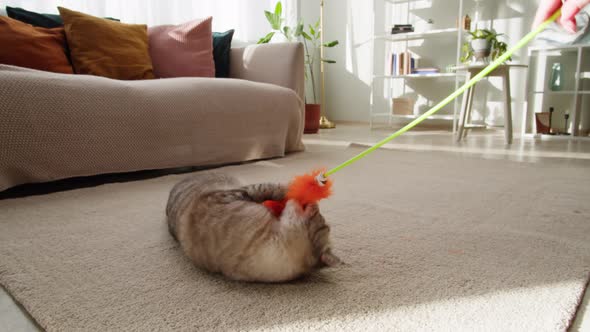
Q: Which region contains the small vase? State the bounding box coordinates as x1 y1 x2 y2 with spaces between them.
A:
549 63 563 91
471 39 491 62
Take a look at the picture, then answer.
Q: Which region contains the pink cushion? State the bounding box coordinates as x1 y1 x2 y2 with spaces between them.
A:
148 17 215 78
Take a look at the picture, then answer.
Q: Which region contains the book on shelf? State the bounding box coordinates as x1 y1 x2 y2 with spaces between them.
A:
389 51 418 76
391 24 414 34
411 67 440 75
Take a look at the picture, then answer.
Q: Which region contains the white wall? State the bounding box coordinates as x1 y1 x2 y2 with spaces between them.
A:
300 0 374 121
300 0 547 130
2 0 297 44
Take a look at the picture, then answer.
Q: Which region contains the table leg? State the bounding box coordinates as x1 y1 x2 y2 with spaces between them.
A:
463 83 475 139
502 70 513 144
456 71 472 142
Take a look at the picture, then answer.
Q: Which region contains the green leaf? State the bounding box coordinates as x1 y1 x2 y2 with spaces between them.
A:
460 42 473 63
294 22 304 37
257 32 275 44
323 40 339 47
301 31 312 40
309 24 316 37
264 11 274 25
265 7 281 30
321 58 336 64
315 18 320 29
269 2 283 30
283 26 291 36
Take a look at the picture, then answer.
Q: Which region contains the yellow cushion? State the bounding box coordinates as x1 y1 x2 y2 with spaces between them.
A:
58 6 154 80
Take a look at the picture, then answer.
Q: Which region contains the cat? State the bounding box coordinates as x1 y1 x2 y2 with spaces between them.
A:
166 172 342 282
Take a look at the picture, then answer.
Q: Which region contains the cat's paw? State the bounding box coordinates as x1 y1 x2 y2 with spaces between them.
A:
321 250 343 267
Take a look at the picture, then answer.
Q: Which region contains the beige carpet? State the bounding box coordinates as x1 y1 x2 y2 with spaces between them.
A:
1 146 589 331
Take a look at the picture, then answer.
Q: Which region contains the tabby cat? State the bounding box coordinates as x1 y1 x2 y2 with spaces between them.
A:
166 172 341 282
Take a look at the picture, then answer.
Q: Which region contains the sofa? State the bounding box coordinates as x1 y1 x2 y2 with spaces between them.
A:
0 42 305 191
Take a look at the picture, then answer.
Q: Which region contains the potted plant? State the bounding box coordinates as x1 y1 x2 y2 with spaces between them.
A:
460 29 510 63
258 1 339 134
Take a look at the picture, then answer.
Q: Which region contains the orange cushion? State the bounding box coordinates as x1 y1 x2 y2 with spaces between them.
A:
0 16 73 74
58 6 155 80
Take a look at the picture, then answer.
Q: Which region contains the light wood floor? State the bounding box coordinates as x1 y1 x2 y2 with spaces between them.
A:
304 122 590 331
303 123 590 162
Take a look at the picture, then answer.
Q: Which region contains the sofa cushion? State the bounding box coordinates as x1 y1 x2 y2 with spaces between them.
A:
58 6 154 80
148 17 215 78
6 6 119 28
0 16 73 74
213 29 234 78
6 6 62 28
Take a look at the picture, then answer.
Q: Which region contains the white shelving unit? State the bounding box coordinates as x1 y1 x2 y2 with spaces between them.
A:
374 73 460 79
374 28 459 42
369 0 468 130
523 44 590 137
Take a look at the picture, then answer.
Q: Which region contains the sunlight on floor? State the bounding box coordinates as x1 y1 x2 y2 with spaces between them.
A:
303 123 590 162
262 281 586 331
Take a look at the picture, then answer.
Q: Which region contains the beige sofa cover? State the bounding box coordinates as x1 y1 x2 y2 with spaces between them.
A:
0 43 305 191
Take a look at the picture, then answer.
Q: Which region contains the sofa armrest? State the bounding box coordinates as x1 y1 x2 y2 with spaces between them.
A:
230 42 304 102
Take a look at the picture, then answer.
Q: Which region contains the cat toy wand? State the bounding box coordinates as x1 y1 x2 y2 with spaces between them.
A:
264 9 562 216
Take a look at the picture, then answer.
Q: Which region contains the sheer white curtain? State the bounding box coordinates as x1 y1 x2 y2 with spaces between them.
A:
2 0 298 43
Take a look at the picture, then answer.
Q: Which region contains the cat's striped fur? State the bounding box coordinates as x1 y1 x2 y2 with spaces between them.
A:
166 172 341 282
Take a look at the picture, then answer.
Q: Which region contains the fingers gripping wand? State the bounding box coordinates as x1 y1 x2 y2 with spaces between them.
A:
264 9 561 216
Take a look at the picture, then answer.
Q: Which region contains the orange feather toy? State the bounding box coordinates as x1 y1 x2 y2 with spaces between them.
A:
262 169 332 217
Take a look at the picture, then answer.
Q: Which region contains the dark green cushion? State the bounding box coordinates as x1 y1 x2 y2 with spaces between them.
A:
6 6 119 28
212 29 234 78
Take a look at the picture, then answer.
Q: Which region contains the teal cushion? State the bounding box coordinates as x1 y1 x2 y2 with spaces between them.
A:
212 29 234 78
6 6 119 28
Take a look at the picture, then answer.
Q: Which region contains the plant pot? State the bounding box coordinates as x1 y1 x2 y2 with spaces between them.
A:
471 39 491 61
304 104 321 134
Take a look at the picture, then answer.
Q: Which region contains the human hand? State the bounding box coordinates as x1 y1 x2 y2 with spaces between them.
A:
533 0 590 33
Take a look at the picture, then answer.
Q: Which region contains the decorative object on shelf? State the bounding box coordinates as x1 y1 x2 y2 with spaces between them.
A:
258 1 339 133
392 97 415 115
549 63 563 91
535 111 552 134
460 29 510 63
456 15 471 30
564 112 570 135
425 19 434 32
391 24 414 34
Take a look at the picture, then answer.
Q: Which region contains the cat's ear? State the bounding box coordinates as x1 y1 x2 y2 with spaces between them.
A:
320 250 342 267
